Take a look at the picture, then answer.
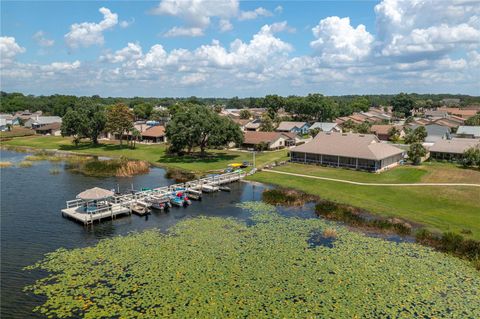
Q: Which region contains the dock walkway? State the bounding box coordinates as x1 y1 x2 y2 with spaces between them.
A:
62 171 246 225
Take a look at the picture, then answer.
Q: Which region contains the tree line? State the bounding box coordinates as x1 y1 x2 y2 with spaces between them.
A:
2 91 479 118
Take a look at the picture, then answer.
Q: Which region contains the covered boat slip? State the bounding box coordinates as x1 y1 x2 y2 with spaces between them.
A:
62 171 246 225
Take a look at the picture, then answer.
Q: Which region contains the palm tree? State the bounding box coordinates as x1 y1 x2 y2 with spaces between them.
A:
131 128 141 149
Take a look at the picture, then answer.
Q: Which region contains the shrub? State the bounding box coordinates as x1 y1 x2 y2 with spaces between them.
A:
322 228 338 238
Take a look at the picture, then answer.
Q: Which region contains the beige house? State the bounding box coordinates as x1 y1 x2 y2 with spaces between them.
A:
429 138 480 161
242 131 296 150
290 132 405 172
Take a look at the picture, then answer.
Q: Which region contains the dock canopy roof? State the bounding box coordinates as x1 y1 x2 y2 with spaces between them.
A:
77 187 114 201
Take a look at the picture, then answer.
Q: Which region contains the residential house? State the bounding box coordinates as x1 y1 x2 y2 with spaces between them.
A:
242 131 296 150
424 110 449 119
276 121 310 134
231 119 251 131
370 124 405 141
429 138 480 161
290 132 405 172
244 119 262 131
409 124 451 144
309 122 341 133
455 126 480 139
34 122 62 136
141 125 166 143
24 116 62 129
438 107 478 119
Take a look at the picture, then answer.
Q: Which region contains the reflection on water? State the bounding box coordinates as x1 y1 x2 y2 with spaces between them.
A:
0 150 271 319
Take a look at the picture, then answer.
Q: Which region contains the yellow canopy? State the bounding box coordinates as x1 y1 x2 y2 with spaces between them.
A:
228 163 243 168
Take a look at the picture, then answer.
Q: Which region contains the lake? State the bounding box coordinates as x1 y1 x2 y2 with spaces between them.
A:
0 149 284 318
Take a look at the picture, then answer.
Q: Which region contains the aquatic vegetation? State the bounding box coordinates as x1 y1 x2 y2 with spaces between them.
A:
165 168 196 183
71 157 150 177
0 161 13 168
262 188 316 206
17 160 33 168
26 203 480 318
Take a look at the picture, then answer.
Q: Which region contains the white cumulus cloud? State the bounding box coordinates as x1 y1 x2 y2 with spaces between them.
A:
164 26 205 37
64 7 118 49
310 16 374 63
238 7 272 21
0 36 25 63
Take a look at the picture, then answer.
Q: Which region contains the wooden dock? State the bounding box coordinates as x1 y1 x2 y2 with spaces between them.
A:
62 171 246 225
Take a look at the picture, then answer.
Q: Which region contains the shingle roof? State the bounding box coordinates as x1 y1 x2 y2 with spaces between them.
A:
30 116 62 124
276 121 308 131
291 132 404 160
456 126 480 138
429 138 480 154
243 131 294 145
309 122 338 132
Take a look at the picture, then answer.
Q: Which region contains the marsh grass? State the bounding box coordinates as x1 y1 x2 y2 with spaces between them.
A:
73 157 150 177
0 161 13 168
18 160 33 168
262 189 316 206
323 228 338 238
165 168 196 183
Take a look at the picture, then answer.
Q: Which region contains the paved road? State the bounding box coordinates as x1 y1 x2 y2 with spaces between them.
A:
262 169 480 187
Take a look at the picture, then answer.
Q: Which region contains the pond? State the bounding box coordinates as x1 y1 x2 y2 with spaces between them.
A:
0 149 275 318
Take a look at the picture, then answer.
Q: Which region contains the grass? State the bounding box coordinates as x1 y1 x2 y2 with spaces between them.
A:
0 127 35 138
249 171 480 239
272 162 480 184
2 136 288 173
17 160 33 168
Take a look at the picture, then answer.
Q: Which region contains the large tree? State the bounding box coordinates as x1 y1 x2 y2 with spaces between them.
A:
391 93 415 118
407 142 427 165
166 104 243 156
105 103 134 145
262 95 285 118
404 126 427 144
133 103 153 120
81 103 106 144
61 109 88 146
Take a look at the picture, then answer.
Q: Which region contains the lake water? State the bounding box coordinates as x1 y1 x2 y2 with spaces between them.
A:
0 150 280 318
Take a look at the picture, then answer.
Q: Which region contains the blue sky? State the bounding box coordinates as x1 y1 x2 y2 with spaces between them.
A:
1 0 479 97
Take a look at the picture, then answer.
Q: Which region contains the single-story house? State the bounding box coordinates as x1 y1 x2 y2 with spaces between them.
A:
290 132 405 172
433 117 464 129
370 125 405 141
24 116 62 129
424 110 449 119
455 126 480 139
276 121 310 134
429 138 480 161
244 119 262 131
232 119 252 131
141 125 166 143
438 107 478 119
34 122 62 136
242 131 296 150
309 122 341 133
409 124 451 144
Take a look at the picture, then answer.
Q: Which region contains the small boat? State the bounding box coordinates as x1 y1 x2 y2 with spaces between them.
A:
219 186 231 192
170 196 185 207
187 193 202 201
175 191 191 206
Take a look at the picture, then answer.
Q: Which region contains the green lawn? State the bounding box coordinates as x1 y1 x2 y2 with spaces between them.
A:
248 171 480 239
272 162 480 184
1 136 288 173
